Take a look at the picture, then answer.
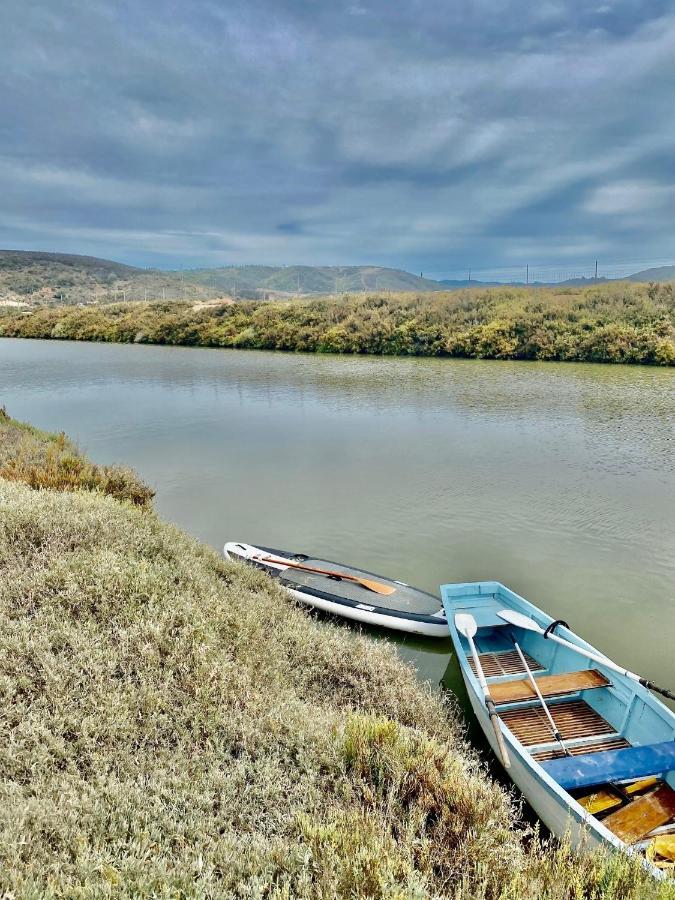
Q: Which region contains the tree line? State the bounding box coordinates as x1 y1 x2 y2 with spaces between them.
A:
1 282 674 365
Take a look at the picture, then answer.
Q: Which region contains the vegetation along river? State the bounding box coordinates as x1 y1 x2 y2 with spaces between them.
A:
2 337 674 728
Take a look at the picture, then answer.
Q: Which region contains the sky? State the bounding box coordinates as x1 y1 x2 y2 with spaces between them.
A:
1 0 674 277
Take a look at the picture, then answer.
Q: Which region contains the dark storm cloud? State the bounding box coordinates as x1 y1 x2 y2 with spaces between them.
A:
1 0 674 272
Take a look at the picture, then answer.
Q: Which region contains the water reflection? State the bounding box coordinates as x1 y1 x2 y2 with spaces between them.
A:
2 338 673 725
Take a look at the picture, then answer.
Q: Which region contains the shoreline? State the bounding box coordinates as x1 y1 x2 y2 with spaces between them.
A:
1 281 674 366
0 410 671 897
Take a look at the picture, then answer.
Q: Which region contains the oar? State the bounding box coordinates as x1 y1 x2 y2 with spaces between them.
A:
498 610 675 702
258 555 396 596
455 614 511 768
513 641 570 757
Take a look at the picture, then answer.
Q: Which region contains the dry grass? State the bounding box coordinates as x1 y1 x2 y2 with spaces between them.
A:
0 421 673 896
0 408 154 506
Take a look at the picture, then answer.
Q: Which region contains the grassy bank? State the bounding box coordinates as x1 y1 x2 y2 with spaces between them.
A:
0 413 673 897
1 280 674 364
0 406 153 506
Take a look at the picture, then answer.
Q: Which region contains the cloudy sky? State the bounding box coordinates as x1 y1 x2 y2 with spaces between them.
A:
1 0 674 276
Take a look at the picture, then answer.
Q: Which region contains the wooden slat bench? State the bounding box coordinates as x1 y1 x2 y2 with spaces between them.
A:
533 736 630 763
492 669 610 705
500 699 616 747
468 649 544 678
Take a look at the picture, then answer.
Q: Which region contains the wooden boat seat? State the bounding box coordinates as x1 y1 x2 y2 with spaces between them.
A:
500 699 616 747
468 649 544 678
602 782 675 844
542 740 675 791
492 669 610 705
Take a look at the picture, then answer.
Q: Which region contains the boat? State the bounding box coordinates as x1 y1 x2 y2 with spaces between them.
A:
224 542 448 637
441 580 675 878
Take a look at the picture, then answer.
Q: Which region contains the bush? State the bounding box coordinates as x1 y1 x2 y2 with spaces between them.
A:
2 281 674 365
0 408 154 506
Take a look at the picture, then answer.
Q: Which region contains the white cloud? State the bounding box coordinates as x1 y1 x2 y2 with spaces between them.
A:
1 0 674 269
585 180 675 215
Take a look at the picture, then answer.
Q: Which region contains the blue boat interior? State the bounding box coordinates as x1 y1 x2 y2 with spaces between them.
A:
441 581 675 852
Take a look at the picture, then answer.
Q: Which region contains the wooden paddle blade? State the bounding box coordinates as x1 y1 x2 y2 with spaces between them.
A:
358 578 396 595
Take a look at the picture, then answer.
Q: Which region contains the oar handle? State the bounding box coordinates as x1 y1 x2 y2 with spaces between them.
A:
545 630 675 702
640 679 675 702
465 632 511 770
259 555 396 596
486 699 511 769
262 556 344 578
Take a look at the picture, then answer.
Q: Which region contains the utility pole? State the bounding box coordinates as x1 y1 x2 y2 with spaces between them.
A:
526 264 529 285
594 260 598 283
468 267 471 286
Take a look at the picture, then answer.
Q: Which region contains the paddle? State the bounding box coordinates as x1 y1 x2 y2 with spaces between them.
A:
455 614 511 768
258 555 397 596
498 610 675 702
513 641 570 757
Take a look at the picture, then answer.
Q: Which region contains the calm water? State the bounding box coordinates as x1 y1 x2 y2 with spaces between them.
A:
1 338 674 721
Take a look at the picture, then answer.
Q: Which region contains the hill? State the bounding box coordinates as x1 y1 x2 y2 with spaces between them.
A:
626 265 675 282
2 249 673 307
0 252 442 306
439 265 675 290
185 264 442 296
0 250 214 306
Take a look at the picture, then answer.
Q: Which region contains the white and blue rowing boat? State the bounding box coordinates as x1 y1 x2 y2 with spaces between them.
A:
442 580 675 878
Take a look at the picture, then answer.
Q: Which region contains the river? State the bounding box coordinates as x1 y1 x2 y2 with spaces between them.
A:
1 338 673 724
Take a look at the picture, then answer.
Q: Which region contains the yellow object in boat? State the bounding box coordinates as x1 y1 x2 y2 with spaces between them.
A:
647 835 675 870
577 789 622 816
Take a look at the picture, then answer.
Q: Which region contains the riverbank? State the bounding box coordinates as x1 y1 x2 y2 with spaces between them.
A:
0 412 672 897
1 281 674 364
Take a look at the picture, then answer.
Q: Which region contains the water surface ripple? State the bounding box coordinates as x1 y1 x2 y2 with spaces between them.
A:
1 339 673 698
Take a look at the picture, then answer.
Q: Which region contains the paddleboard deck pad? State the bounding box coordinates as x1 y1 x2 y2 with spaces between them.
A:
224 542 447 637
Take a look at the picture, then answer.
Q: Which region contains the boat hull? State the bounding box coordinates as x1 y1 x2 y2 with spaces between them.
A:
461 667 608 854
224 542 448 637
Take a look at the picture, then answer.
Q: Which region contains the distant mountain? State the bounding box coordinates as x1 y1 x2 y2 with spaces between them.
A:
0 250 213 305
0 252 442 305
0 249 138 277
1 250 673 307
625 265 675 282
438 266 675 289
185 265 442 296
438 279 505 288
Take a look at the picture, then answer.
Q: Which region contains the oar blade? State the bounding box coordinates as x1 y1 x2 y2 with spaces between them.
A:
497 609 541 632
359 578 396 596
455 613 477 638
